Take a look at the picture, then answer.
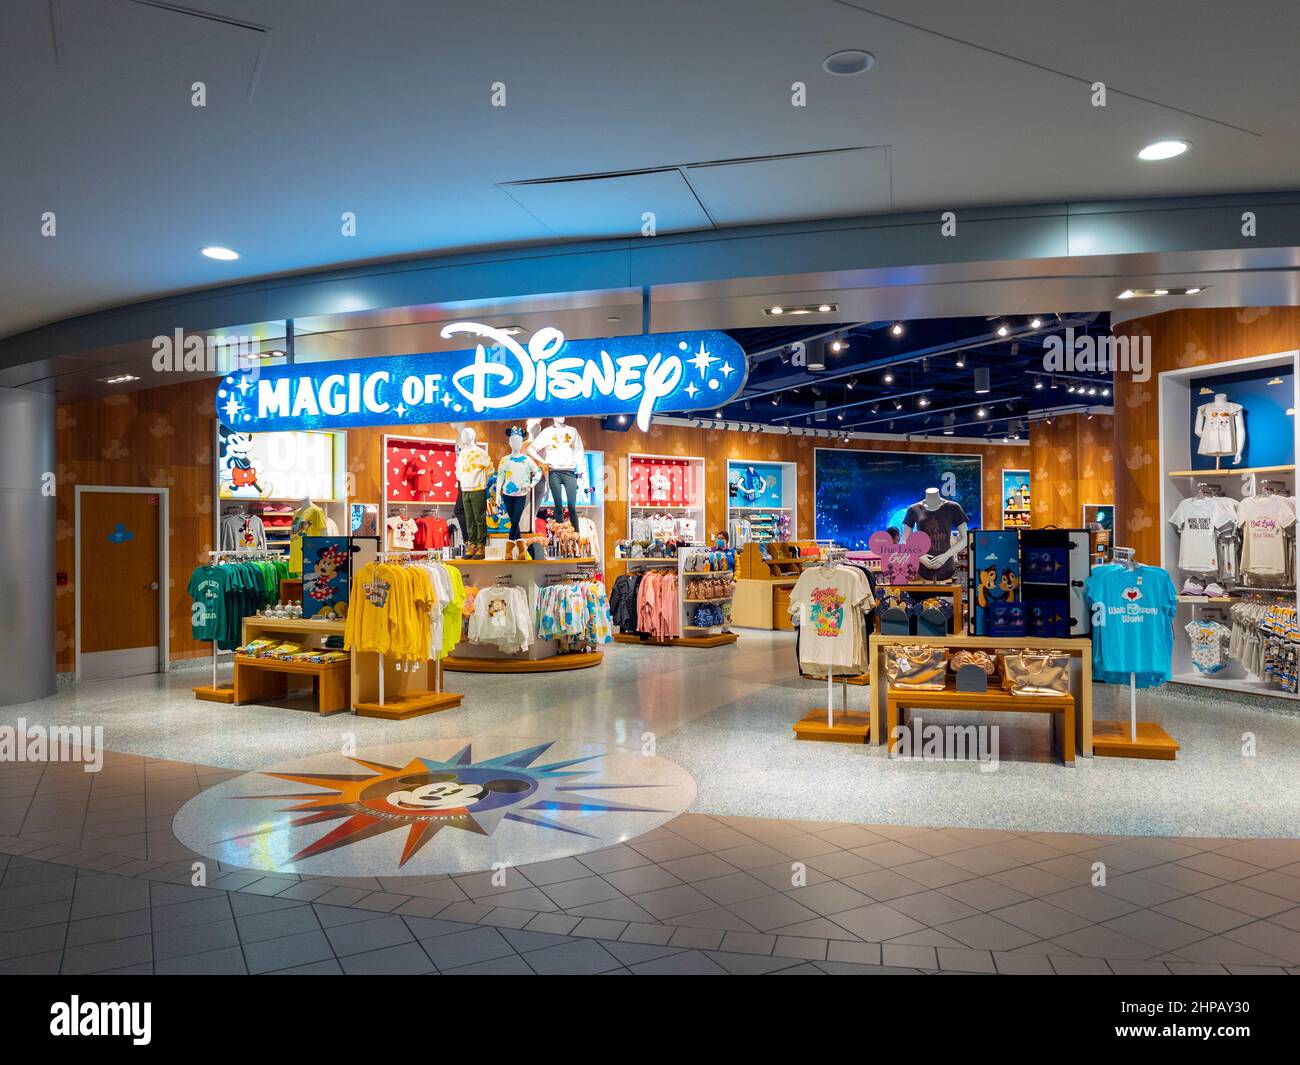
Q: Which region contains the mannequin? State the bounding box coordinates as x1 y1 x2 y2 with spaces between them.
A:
495 426 542 558
901 488 969 582
1194 392 1246 467
455 427 493 558
528 416 585 526
290 494 328 576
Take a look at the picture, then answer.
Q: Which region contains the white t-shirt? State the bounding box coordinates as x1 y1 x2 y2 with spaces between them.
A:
1238 494 1295 576
529 423 583 471
1168 496 1237 573
386 516 416 550
788 565 874 675
1195 401 1245 458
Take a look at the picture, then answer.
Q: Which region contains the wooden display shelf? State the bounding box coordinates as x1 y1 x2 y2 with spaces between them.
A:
354 691 464 720
613 632 738 648
243 616 346 635
793 708 872 744
867 634 1093 756
1092 720 1181 760
1167 464 1295 477
886 685 1075 765
192 683 235 703
234 655 350 715
683 570 733 577
279 578 303 602
442 650 604 673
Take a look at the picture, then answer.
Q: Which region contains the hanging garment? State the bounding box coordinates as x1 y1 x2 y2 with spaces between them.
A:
187 556 287 651
220 513 267 551
787 563 875 677
1195 399 1246 460
289 503 328 576
535 579 613 650
1237 494 1296 577
1168 496 1238 573
1082 563 1177 687
467 585 533 652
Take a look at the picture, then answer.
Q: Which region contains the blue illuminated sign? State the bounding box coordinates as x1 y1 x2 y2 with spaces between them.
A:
215 323 747 433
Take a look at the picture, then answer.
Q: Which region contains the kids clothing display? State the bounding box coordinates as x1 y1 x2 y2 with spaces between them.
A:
1168 496 1238 573
535 579 614 651
1185 619 1231 673
1237 493 1295 577
787 562 876 677
1195 398 1246 461
386 515 417 550
467 584 533 653
289 502 328 576
1082 563 1177 687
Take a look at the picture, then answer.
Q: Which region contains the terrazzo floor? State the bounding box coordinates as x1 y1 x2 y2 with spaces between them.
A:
8 631 1300 839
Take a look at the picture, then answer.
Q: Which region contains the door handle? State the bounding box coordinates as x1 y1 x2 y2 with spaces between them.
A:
146 582 160 591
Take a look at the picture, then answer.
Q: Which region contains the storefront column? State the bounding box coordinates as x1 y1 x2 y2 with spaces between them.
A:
0 387 56 704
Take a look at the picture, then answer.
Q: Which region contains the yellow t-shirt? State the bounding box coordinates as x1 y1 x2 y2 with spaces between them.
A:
289 503 329 576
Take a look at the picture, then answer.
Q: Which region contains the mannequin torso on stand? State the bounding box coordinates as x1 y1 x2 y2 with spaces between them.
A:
901 488 969 582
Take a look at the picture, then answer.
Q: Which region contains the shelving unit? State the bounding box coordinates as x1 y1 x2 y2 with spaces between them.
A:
627 453 705 547
1159 348 1300 701
537 449 605 565
612 551 739 648
1001 468 1031 529
383 433 458 551
726 460 796 547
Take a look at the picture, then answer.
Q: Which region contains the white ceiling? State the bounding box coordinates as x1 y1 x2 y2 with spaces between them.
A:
3 0 1298 339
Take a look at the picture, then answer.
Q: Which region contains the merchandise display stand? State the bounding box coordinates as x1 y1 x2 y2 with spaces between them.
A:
230 615 350 713
875 582 964 634
726 459 797 546
866 634 1093 756
732 540 826 629
191 548 285 703
443 557 605 672
353 549 466 719
792 670 871 743
1091 547 1180 760
382 434 458 552
612 552 739 649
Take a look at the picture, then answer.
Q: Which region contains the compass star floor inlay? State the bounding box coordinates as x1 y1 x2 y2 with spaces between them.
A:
172 737 696 876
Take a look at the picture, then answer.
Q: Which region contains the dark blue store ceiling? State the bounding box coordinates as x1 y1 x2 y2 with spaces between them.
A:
687 312 1113 440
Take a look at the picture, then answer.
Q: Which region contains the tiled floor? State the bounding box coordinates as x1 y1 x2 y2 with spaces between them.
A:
2 753 1299 974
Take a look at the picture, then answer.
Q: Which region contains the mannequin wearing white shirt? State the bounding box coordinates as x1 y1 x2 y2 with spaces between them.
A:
528 417 585 526
1195 393 1246 466
456 427 493 557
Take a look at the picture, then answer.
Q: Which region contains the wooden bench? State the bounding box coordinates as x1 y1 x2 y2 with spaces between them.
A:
234 656 351 715
886 686 1075 765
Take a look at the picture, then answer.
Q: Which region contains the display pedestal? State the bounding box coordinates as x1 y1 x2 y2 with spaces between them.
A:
443 651 603 673
192 683 235 703
354 691 463 720
613 632 738 649
792 708 872 743
1093 720 1180 760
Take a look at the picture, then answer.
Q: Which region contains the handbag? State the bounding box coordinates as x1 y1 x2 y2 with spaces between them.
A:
883 645 949 690
999 650 1070 696
950 649 997 676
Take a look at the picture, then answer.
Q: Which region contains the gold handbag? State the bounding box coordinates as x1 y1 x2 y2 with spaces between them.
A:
950 650 997 676
999 650 1070 696
884 645 949 690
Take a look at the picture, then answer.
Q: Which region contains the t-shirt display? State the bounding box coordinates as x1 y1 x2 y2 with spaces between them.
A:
787 563 876 677
386 515 417 550
1185 619 1231 674
1083 563 1177 688
1237 494 1295 577
1168 496 1238 573
1195 399 1246 460
901 499 968 581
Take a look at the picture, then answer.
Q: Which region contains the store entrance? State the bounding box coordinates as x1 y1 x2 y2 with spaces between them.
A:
76 487 167 682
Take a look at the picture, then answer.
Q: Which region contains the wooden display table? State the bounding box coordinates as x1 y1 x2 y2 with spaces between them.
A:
867 634 1093 757
886 686 1075 765
234 655 350 715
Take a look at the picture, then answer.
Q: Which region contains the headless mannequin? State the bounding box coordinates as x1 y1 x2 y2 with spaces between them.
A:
902 487 970 580
496 431 540 551
457 427 492 556
528 417 584 526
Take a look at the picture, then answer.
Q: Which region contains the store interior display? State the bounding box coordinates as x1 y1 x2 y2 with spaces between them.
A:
1194 392 1246 467
726 460 796 547
627 453 704 547
495 425 543 552
383 435 459 553
1001 469 1031 528
455 427 494 558
528 417 586 527
611 546 739 648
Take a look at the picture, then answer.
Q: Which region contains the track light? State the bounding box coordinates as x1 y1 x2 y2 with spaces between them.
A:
744 400 752 410
890 322 904 337
771 394 781 407
1067 384 1076 393
955 354 966 368
1030 317 1042 329
882 370 895 385
917 395 930 408
837 412 845 421
974 367 990 394
893 399 903 411
1101 387 1111 397
829 335 848 353
870 404 879 415
996 323 1009 337
976 406 988 418
1034 377 1044 390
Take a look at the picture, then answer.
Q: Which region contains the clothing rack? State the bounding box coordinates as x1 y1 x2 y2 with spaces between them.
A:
202 548 283 689
375 549 451 706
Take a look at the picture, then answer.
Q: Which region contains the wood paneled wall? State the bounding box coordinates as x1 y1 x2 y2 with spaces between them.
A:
1028 413 1116 528
55 380 1028 668
1113 308 1300 562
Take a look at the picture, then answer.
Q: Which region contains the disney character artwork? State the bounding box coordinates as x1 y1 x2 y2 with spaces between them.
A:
301 537 352 619
218 425 270 498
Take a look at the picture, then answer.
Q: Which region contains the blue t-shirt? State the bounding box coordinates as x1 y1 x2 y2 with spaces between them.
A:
1083 564 1177 688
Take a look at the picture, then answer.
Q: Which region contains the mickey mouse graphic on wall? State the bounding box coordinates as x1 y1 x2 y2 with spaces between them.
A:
218 425 268 497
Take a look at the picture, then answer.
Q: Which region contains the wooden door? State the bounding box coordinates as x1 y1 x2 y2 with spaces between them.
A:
79 490 162 680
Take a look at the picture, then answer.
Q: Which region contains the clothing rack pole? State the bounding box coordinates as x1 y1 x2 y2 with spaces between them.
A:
827 670 833 728
1129 674 1137 743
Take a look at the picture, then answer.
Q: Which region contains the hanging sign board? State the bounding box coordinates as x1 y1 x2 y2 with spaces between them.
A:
215 323 747 433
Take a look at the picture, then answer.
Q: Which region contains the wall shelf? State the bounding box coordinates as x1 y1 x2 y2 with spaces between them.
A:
1167 464 1295 477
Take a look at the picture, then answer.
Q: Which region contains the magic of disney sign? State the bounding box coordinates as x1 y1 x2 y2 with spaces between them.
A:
215 323 747 433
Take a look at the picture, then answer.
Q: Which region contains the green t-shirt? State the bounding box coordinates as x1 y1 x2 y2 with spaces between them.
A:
187 565 227 642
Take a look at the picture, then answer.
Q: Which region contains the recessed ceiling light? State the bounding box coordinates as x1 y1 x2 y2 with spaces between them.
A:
200 246 239 260
1185 287 1202 295
976 407 988 418
817 303 833 313
617 414 627 424
890 322 904 337
1101 387 1111 397
1138 139 1190 161
823 49 875 76
1030 317 1042 329
996 324 1009 337
917 395 930 407
768 306 784 315
829 336 847 353
1117 290 1134 299
1116 286 1207 299
882 370 895 384
606 316 621 322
